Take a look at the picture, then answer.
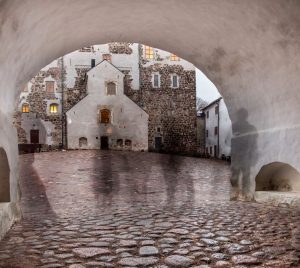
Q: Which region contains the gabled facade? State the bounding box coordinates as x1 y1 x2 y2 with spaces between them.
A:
66 60 148 151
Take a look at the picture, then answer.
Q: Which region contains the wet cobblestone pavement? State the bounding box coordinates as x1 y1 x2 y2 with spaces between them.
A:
0 150 299 267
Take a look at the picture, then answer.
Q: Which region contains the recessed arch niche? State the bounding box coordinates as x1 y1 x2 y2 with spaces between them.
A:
0 148 10 202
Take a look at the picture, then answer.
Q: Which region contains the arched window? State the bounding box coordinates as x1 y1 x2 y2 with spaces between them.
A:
22 103 30 113
100 109 110 124
107 82 116 95
50 103 58 114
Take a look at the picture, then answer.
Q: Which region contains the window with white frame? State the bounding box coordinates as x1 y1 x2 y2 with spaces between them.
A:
152 73 160 88
171 74 179 88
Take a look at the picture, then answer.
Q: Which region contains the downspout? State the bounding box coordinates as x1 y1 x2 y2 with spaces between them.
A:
61 56 65 149
217 102 220 158
138 44 143 107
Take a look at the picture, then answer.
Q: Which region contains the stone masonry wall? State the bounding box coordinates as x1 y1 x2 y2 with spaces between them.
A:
127 64 197 153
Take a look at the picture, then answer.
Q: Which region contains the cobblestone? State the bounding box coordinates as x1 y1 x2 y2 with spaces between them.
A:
0 151 299 267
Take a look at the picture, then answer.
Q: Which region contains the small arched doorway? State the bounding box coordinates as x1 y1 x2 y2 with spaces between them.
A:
0 148 10 202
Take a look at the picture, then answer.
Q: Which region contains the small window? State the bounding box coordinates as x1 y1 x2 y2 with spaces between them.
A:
79 137 88 147
206 111 209 118
22 103 30 113
46 81 54 93
215 105 219 115
50 103 58 114
145 45 154 59
102 54 112 62
107 82 116 95
100 109 110 124
117 139 123 146
170 54 180 61
157 127 161 133
153 73 160 88
171 74 179 88
215 126 218 135
125 139 132 147
210 146 212 155
206 130 208 137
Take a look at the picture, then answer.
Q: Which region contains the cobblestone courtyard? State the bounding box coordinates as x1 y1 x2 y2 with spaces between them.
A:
0 150 299 267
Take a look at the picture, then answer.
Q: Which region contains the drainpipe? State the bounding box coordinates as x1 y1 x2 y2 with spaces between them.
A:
61 56 64 149
138 44 143 107
217 102 220 158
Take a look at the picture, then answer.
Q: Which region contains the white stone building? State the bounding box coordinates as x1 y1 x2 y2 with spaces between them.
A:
66 60 148 151
202 97 232 158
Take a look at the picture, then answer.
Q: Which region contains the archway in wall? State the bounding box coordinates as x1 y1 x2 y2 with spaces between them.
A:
12 42 233 219
0 148 10 203
255 162 300 207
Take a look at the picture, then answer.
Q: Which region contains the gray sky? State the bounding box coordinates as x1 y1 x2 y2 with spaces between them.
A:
196 68 221 103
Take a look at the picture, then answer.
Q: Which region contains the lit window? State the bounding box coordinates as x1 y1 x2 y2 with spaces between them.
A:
170 54 180 61
153 73 160 88
145 45 154 59
22 103 30 113
171 74 179 88
107 82 116 95
50 103 58 114
46 81 54 93
100 109 110 124
102 54 112 62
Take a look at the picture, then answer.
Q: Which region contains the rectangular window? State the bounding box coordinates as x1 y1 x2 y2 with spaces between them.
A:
210 146 212 155
102 54 112 62
46 81 54 93
153 74 160 88
215 126 218 135
145 45 154 59
215 105 219 115
172 75 178 88
170 54 180 61
206 111 209 118
206 130 208 137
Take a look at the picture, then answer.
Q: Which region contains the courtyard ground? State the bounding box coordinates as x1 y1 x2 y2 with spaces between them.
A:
0 150 299 267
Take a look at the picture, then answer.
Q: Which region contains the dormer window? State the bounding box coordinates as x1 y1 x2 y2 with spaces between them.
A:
153 73 160 88
170 54 180 61
171 74 179 88
106 82 116 95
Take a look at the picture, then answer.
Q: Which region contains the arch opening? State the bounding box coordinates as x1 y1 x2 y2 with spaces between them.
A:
255 162 300 207
0 148 10 202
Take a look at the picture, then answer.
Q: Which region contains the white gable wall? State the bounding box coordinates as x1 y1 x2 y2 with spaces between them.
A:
66 61 148 151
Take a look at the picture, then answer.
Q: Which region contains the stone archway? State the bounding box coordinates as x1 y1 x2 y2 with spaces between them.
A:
0 148 10 202
0 0 300 237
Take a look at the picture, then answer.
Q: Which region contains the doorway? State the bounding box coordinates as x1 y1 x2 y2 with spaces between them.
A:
155 136 162 151
101 136 109 150
30 130 39 144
